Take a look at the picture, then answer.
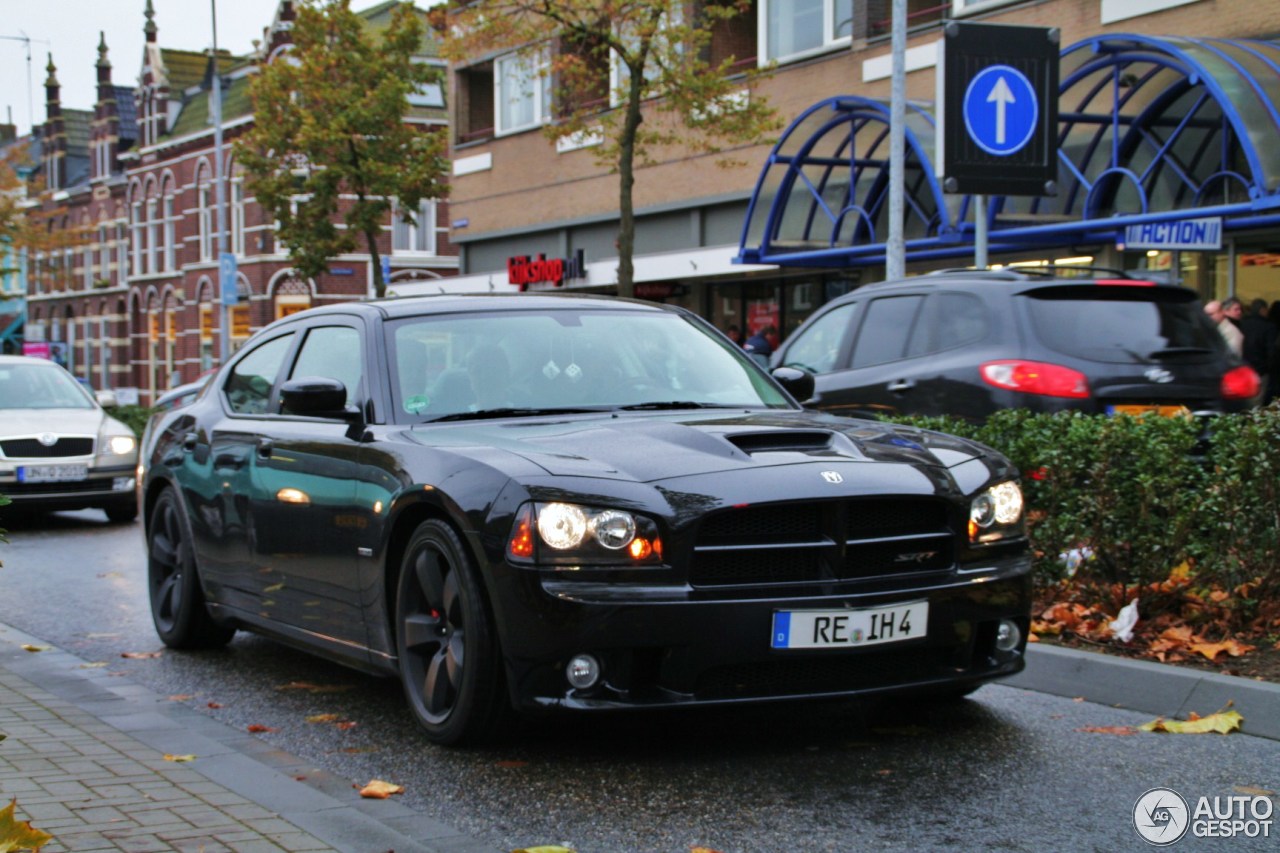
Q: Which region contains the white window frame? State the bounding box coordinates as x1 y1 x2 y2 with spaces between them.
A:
197 178 212 262
144 198 158 274
231 177 246 257
98 224 110 281
494 49 550 136
759 0 853 65
392 199 438 255
82 242 94 289
162 192 175 271
130 201 142 277
609 9 682 108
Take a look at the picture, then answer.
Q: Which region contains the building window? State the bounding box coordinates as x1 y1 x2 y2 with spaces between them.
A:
130 201 142 277
456 61 495 144
761 0 852 63
145 198 158 274
231 178 245 257
162 191 175 271
393 199 437 255
116 221 128 281
495 49 550 135
99 224 110 281
197 174 212 262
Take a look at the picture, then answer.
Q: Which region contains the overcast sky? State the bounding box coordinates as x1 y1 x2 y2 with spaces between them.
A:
0 0 390 135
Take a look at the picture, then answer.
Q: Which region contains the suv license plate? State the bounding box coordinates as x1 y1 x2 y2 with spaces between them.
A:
17 464 89 483
771 601 928 650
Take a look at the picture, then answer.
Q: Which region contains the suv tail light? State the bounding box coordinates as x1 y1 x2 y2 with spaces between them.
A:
980 360 1090 398
1221 365 1261 400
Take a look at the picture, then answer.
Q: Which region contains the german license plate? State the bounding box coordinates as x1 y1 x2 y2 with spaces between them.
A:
771 601 928 650
1107 404 1190 418
17 464 89 483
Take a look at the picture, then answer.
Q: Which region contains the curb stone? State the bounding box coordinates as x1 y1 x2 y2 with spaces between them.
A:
1003 643 1280 741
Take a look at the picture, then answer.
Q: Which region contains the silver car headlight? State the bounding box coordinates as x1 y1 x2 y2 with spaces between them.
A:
969 480 1025 544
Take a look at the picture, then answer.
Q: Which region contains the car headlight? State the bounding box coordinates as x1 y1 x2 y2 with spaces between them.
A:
102 434 137 456
969 480 1025 544
508 502 662 567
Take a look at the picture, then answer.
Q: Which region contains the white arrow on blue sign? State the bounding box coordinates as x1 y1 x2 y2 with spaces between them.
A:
218 252 238 306
963 64 1038 157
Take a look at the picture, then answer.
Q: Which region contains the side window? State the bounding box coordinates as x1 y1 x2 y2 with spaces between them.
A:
905 292 991 358
288 325 363 407
782 302 858 373
850 296 924 368
224 333 295 415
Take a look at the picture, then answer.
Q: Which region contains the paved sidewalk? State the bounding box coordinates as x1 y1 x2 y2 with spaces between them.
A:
0 622 495 853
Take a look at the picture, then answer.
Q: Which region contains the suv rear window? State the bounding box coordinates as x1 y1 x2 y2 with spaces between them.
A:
1023 286 1224 364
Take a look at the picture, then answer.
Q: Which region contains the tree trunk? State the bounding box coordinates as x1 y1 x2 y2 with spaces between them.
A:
615 60 645 300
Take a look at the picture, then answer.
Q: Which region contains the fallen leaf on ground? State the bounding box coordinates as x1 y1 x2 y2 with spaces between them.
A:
246 724 278 733
121 651 162 659
1140 710 1244 735
0 798 52 852
496 760 528 768
691 848 725 853
1234 786 1275 797
275 681 354 694
263 583 285 593
513 848 576 853
1189 639 1255 661
358 780 404 799
78 662 108 669
306 714 340 724
20 645 48 653
167 695 193 702
206 702 222 709
163 754 197 763
335 721 357 731
1076 725 1139 736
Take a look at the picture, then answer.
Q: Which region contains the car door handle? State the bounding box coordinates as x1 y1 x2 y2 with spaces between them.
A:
257 438 274 459
887 379 915 393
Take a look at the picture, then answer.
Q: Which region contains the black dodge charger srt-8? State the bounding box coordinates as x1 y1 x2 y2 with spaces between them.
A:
141 293 1031 745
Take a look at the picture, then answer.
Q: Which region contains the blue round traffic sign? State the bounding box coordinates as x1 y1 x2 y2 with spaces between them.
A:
962 64 1038 156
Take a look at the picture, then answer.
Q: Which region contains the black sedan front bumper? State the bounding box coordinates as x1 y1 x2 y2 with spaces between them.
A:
491 554 1033 712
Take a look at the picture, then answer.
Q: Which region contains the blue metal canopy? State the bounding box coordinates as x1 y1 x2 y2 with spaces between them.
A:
737 34 1280 268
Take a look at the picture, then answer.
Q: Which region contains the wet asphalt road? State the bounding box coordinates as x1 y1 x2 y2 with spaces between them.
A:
1 509 1278 852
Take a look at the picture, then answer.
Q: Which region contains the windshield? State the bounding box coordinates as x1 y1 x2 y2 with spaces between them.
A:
1024 287 1226 363
0 362 96 410
387 308 792 422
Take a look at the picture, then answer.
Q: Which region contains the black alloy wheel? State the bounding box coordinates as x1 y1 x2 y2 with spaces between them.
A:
395 519 508 746
147 488 234 649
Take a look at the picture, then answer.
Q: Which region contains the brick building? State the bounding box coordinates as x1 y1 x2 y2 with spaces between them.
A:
426 0 1280 342
19 0 456 404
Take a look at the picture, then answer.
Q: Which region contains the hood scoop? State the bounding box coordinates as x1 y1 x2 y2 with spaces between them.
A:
727 430 835 455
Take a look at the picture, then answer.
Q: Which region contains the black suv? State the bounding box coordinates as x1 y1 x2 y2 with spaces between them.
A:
773 268 1262 421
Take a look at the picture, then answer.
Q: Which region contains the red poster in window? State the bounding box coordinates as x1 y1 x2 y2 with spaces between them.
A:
747 302 778 334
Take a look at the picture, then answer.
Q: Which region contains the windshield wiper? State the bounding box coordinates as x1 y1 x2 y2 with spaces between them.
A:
617 401 741 411
1146 346 1214 358
423 407 603 423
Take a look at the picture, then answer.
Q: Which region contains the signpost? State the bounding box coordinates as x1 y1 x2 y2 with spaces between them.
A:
218 252 238 306
937 22 1060 268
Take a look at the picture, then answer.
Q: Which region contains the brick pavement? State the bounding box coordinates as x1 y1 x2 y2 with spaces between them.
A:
0 622 495 853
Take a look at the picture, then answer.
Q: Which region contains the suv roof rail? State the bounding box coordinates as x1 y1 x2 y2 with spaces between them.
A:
919 265 1142 280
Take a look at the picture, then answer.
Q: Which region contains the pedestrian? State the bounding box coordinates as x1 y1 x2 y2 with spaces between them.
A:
743 324 775 366
1204 299 1243 356
1233 298 1276 390
725 324 744 347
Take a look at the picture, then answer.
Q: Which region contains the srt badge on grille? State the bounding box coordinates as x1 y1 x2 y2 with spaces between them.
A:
38 433 58 447
820 471 843 484
894 551 939 564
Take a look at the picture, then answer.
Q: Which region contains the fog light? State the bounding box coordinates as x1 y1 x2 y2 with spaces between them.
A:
566 654 600 690
112 477 135 492
995 619 1022 652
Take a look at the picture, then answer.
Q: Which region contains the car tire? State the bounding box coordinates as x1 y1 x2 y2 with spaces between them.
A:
104 501 139 523
395 519 509 746
147 488 234 649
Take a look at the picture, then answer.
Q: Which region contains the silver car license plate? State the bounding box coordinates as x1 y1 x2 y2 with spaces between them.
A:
17 464 89 483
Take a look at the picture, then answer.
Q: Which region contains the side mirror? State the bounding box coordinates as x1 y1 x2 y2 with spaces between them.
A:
771 366 815 404
95 390 119 409
279 376 352 418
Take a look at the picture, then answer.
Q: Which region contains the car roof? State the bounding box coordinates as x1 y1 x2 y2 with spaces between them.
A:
848 267 1179 296
0 355 66 367
287 292 676 322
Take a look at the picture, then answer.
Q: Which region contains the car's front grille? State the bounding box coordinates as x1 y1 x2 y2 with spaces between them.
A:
1 437 94 458
689 498 956 588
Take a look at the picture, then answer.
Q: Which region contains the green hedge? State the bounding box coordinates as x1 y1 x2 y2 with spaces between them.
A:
109 404 156 439
887 407 1280 599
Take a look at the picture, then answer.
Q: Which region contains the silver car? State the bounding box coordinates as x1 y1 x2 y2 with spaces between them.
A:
0 355 139 522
